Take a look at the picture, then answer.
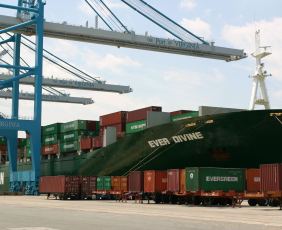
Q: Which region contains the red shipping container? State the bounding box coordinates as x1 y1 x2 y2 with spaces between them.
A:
42 144 59 155
111 176 128 192
127 106 162 123
92 136 102 149
0 150 7 155
167 169 186 192
260 163 282 192
144 170 167 193
100 111 127 127
81 176 97 195
80 137 92 151
170 110 194 116
39 176 81 194
246 168 261 192
128 171 144 192
0 145 7 152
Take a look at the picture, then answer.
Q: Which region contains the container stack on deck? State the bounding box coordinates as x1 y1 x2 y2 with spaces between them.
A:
100 111 127 146
170 110 199 122
41 123 61 159
126 106 162 134
60 120 99 156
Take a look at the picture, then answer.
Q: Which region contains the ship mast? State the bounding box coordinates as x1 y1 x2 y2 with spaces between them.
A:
249 30 271 110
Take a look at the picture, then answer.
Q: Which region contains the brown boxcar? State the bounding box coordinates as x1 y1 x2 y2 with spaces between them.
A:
144 170 167 193
100 111 127 127
260 163 282 192
42 144 59 155
128 171 144 193
127 106 162 123
167 169 186 193
246 168 261 192
81 176 97 195
80 137 92 151
111 176 128 192
39 176 81 195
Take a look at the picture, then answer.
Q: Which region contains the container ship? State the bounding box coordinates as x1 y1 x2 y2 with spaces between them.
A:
0 106 282 193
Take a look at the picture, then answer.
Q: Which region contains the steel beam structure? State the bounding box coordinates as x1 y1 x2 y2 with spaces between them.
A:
0 90 94 105
0 1 45 195
0 74 132 93
0 15 246 61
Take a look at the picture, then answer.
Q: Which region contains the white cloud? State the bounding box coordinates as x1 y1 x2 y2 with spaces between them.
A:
78 2 93 16
181 17 212 40
94 54 141 71
222 17 282 82
180 0 197 10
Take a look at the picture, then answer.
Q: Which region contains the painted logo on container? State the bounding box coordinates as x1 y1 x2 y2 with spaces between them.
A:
190 173 194 180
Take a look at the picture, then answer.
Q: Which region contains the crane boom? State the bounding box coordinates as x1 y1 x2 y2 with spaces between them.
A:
0 74 132 93
0 15 246 61
0 90 94 105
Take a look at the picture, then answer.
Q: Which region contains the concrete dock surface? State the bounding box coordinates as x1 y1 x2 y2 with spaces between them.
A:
0 196 281 230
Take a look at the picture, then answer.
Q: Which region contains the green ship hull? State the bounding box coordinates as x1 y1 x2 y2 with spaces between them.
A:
1 109 282 192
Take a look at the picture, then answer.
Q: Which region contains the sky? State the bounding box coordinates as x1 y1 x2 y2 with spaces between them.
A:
0 0 282 126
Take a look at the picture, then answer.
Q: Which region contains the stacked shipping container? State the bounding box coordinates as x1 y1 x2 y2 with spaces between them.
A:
99 111 127 144
126 106 162 134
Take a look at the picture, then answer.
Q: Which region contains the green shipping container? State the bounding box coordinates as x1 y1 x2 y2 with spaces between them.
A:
42 134 59 145
60 130 96 143
96 176 111 191
61 120 99 133
126 120 147 134
0 137 6 145
0 168 10 193
42 123 61 136
60 141 79 153
171 111 199 122
26 146 32 158
18 138 27 148
186 167 245 192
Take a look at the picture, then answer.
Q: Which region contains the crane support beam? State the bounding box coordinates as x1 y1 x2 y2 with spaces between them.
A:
0 15 246 61
0 90 94 105
0 74 132 93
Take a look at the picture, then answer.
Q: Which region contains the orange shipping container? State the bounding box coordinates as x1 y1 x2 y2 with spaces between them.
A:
246 168 261 192
42 144 59 155
111 176 128 192
144 170 167 193
179 169 186 194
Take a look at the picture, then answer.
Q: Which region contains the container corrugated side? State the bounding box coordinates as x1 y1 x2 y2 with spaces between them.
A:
128 171 143 192
144 170 167 193
246 168 261 192
97 176 111 191
42 123 62 136
167 169 180 192
260 163 282 192
61 120 99 133
60 141 79 153
42 134 59 145
127 106 162 123
186 167 245 192
100 111 127 127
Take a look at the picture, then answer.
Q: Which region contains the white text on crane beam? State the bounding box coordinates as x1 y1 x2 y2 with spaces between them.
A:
154 38 200 50
148 132 204 148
